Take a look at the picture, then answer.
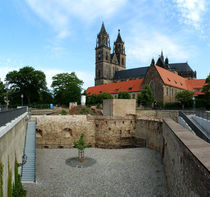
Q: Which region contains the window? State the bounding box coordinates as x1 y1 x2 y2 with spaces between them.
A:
116 89 119 91
166 87 168 96
122 58 124 65
167 78 171 82
129 87 132 90
132 94 135 99
99 91 102 93
106 52 108 60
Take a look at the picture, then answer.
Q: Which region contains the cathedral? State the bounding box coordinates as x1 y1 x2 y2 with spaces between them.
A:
89 23 205 105
95 22 196 86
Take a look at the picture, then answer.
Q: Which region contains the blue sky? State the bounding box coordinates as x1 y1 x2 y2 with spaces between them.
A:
0 0 210 90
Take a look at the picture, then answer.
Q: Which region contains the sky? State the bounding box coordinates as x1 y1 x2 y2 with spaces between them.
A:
0 0 210 90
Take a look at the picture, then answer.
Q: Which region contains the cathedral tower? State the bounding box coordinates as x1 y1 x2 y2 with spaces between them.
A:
95 23 126 86
113 29 126 68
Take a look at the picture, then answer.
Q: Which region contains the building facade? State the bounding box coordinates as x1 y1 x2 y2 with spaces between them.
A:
95 23 197 86
89 23 205 105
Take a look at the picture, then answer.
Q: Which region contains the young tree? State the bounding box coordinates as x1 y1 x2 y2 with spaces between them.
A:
73 133 90 162
137 84 154 107
6 66 47 104
202 74 210 109
51 72 83 106
176 90 193 109
118 91 131 99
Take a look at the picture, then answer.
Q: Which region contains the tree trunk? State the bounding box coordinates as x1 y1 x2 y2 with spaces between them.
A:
78 150 84 162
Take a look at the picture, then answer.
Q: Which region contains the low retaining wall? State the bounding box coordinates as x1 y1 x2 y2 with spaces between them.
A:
163 119 210 197
0 112 27 197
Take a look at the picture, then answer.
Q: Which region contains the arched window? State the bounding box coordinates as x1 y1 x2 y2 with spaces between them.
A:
98 70 100 78
106 52 108 60
149 80 155 96
122 58 124 65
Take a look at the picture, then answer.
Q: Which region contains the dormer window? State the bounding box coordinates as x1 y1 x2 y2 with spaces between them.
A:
128 87 132 90
174 80 177 84
180 82 183 86
99 91 102 93
116 89 119 91
167 78 171 82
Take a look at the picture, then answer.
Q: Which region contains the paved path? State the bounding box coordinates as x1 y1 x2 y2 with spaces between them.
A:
23 148 169 197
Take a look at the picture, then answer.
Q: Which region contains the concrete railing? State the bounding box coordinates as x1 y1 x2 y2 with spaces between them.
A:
0 109 28 197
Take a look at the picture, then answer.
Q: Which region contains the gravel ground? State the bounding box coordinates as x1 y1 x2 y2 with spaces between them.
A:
23 148 169 197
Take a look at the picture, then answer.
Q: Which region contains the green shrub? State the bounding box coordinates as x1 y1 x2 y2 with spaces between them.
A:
60 109 67 115
79 107 89 114
12 160 26 197
0 162 3 197
7 166 12 197
164 102 181 109
118 92 130 99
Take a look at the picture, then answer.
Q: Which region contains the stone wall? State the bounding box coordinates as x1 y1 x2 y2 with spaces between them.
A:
136 110 178 122
0 113 27 197
162 119 210 197
135 118 163 153
94 116 136 148
35 115 95 148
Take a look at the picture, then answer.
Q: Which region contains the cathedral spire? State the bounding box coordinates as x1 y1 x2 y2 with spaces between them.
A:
99 22 108 36
96 22 110 48
115 29 123 43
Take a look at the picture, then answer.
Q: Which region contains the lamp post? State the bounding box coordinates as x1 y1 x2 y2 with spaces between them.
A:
4 82 9 110
21 94 24 106
192 96 195 111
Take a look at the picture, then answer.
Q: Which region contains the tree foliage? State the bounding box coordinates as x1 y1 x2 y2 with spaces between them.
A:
176 90 193 109
202 74 210 109
87 92 113 105
0 82 6 105
118 91 131 99
51 72 83 106
6 66 47 105
137 84 154 106
73 133 90 150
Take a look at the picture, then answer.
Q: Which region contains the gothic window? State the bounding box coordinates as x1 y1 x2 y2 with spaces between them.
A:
122 58 124 65
98 70 101 78
149 80 155 96
106 52 108 60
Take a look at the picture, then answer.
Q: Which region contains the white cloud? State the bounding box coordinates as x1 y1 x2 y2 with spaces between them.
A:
126 32 190 65
174 0 206 28
25 0 127 39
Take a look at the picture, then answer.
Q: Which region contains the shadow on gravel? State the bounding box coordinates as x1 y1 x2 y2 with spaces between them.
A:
65 157 97 168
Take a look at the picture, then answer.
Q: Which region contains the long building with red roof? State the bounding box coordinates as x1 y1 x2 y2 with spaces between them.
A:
87 64 206 105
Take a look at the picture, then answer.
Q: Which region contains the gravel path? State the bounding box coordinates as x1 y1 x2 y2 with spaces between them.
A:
23 148 169 197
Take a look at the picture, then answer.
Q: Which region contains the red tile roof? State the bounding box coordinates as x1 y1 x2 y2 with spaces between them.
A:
155 65 188 89
186 79 206 91
87 79 143 95
155 65 206 96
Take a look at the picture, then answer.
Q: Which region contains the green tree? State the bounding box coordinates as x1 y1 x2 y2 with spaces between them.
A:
137 84 154 107
118 91 131 99
97 92 113 104
51 72 83 106
202 74 210 109
176 90 193 109
6 66 47 105
73 133 90 162
0 82 6 105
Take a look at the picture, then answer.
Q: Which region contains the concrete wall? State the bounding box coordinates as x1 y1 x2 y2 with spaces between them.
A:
163 119 210 197
103 99 136 116
0 113 27 197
